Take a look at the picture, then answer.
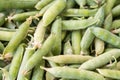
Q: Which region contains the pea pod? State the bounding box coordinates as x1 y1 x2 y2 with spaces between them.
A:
41 66 105 80
111 19 120 29
112 4 120 17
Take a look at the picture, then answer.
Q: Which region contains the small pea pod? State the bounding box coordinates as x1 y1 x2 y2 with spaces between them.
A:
97 69 120 79
111 19 120 29
80 27 95 55
90 27 120 48
3 19 31 60
43 0 66 26
79 49 120 70
75 0 86 8
9 43 25 80
41 66 105 80
0 13 5 26
23 33 55 75
35 0 53 10
72 30 81 55
112 4 120 17
43 55 93 64
51 18 62 55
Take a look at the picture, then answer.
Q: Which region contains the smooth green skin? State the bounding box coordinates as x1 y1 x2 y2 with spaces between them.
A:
42 67 105 80
79 49 120 70
105 0 116 16
75 0 86 8
66 0 75 9
97 69 120 79
63 9 97 17
43 0 66 26
111 19 120 29
0 13 5 26
43 55 93 64
0 0 39 11
51 18 62 55
17 47 35 80
71 30 81 55
80 28 95 55
95 38 104 55
62 18 97 30
64 40 73 55
9 44 25 80
104 13 112 30
23 33 55 74
35 0 53 10
112 4 120 17
94 6 105 27
11 11 39 21
90 27 120 48
3 20 31 58
31 60 45 80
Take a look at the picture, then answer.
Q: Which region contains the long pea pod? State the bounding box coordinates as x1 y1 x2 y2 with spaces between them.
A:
79 49 120 70
71 30 81 55
90 27 120 48
43 0 66 26
43 55 93 64
23 33 55 75
97 69 120 79
3 19 31 60
41 66 105 80
9 43 25 80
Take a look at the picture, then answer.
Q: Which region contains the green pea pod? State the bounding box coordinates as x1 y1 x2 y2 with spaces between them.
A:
41 66 105 80
9 43 25 80
72 30 81 55
81 28 95 55
51 18 62 55
35 0 53 10
23 33 55 75
111 19 120 29
31 60 45 80
43 55 93 64
90 27 120 48
97 69 120 79
0 0 39 11
62 9 97 17
0 13 5 26
11 11 39 21
62 18 97 30
79 49 120 70
66 0 75 9
75 0 86 8
112 4 120 17
104 13 113 30
43 0 66 26
105 0 116 16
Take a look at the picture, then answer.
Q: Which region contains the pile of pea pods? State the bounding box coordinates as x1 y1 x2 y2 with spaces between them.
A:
1 0 120 80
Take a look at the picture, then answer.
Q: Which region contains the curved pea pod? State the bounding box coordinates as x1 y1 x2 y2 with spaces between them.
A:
87 0 98 8
112 4 120 17
105 0 116 16
75 0 86 8
0 0 39 11
62 9 97 17
79 49 120 70
104 13 113 30
23 33 55 75
64 40 73 55
80 28 95 55
31 60 45 80
43 0 66 26
90 27 120 48
35 0 53 10
62 18 97 30
11 11 39 21
95 38 105 56
41 66 105 80
72 30 81 55
9 43 25 80
43 55 93 64
111 19 120 29
17 47 35 80
3 19 31 60
97 69 120 79
0 13 5 26
51 18 62 55
66 0 75 9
